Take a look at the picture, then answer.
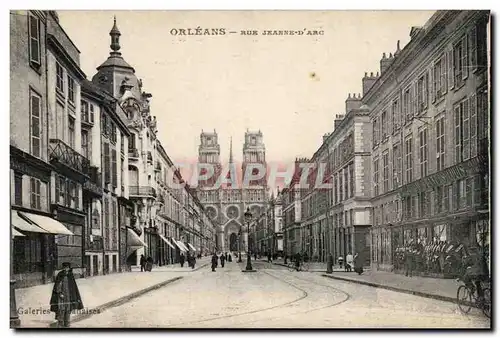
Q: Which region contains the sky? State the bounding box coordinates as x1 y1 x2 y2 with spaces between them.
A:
58 10 434 168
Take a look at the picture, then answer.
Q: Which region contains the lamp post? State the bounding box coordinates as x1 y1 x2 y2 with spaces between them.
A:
243 208 255 272
237 229 242 263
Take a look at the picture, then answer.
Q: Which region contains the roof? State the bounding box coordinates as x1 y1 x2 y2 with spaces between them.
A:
97 54 135 72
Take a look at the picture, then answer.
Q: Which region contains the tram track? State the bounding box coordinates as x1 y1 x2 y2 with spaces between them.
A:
165 267 351 328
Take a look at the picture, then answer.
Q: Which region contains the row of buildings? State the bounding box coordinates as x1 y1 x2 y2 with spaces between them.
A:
10 11 216 288
281 10 490 273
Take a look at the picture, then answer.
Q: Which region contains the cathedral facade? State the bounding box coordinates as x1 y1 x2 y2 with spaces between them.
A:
196 130 269 253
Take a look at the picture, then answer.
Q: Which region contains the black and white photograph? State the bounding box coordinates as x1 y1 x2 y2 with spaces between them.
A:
7 7 491 330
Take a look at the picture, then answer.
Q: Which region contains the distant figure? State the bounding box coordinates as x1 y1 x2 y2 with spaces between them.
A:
254 252 257 260
191 255 196 269
353 252 364 275
211 253 218 272
225 252 228 261
267 251 272 263
220 253 226 268
146 256 153 272
140 254 146 272
50 262 83 328
228 253 232 262
346 252 354 272
326 253 334 274
179 253 185 268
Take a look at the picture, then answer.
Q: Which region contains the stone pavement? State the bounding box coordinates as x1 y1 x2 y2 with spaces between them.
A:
322 269 461 304
14 269 189 328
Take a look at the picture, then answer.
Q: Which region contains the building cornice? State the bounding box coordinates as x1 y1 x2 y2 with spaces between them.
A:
47 34 86 80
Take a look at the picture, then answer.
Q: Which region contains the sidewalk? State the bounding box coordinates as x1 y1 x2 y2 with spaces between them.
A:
322 269 461 304
15 270 186 328
130 256 211 272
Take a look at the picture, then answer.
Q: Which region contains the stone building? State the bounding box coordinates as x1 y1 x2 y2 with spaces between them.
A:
196 130 269 253
364 10 490 272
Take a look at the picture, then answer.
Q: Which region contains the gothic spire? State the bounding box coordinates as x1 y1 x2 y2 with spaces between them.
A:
229 136 233 163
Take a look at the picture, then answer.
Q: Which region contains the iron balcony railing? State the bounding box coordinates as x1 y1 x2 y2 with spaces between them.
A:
128 148 140 158
83 166 103 196
49 138 90 176
129 186 157 198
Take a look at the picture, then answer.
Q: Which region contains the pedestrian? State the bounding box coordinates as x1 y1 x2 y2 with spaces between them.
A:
267 251 272 263
254 252 257 260
220 253 226 268
146 256 153 272
140 254 146 272
228 253 232 262
225 252 228 261
326 252 334 274
346 252 354 272
179 253 185 268
353 252 364 275
211 252 218 272
50 262 83 328
191 255 196 269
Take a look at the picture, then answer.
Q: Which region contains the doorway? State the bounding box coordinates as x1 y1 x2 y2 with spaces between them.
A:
229 233 238 251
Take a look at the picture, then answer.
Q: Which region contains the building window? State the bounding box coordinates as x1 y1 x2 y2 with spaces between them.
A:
382 151 389 193
30 177 41 210
418 127 428 178
81 129 89 158
392 98 400 132
28 13 41 67
104 142 111 184
112 149 117 188
403 87 412 124
436 115 446 171
433 54 447 101
14 174 23 206
349 162 354 198
30 90 41 158
405 136 413 183
373 157 379 197
475 19 488 72
333 173 338 204
477 88 488 141
392 143 402 189
56 62 64 93
466 177 473 207
343 168 348 200
68 116 75 149
416 72 428 114
372 117 379 147
433 224 447 242
70 181 78 209
454 98 470 163
67 76 75 104
418 191 428 217
453 35 468 87
339 171 343 201
381 110 388 139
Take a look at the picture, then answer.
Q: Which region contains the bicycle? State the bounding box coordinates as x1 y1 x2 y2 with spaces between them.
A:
456 279 491 318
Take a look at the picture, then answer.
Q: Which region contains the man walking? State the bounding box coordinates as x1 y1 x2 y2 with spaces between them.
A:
50 262 83 328
140 254 146 272
211 252 218 272
220 253 226 268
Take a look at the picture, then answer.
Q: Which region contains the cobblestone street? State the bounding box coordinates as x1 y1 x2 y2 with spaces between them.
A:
73 260 490 328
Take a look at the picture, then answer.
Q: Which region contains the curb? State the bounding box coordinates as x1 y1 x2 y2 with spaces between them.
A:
321 274 465 306
48 276 183 328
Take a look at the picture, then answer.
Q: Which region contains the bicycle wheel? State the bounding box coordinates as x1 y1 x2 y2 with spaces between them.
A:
457 285 472 314
482 288 491 318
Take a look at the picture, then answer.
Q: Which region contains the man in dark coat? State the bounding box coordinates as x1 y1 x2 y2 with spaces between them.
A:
228 253 232 262
191 255 196 269
179 253 185 268
353 252 364 275
50 262 83 328
140 254 146 272
211 253 218 272
220 253 226 268
146 256 153 272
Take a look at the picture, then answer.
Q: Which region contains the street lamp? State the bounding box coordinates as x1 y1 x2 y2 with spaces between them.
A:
237 229 242 262
243 207 256 272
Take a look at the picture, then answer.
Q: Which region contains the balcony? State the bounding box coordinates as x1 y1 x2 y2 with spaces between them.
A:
49 139 90 179
129 186 156 198
128 148 140 159
83 166 103 196
85 235 103 251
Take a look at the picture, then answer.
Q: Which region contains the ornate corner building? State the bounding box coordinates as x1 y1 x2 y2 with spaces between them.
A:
196 130 269 253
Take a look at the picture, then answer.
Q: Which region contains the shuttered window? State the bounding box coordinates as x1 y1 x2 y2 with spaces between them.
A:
28 13 41 66
30 91 41 158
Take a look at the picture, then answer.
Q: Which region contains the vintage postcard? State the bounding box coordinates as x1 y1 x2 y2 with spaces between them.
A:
9 9 491 329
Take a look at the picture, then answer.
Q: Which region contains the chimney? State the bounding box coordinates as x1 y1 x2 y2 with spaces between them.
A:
362 72 379 96
323 133 331 143
334 114 345 129
380 52 394 75
345 93 362 113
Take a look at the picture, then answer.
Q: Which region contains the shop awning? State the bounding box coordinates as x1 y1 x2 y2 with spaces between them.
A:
19 211 74 235
172 238 187 252
159 235 176 250
188 243 196 251
12 228 25 238
127 228 147 247
12 210 49 234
